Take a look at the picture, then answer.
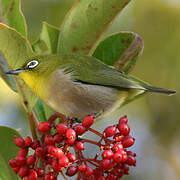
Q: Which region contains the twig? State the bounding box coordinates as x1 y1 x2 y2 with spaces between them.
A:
60 171 68 180
27 112 37 140
86 160 100 167
14 77 38 140
88 127 102 137
81 138 100 146
48 112 68 124
32 110 39 126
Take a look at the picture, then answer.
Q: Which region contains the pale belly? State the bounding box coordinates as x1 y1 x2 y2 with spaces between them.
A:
45 70 128 118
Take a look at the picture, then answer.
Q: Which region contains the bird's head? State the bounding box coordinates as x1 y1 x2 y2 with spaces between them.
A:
5 55 60 94
6 55 54 76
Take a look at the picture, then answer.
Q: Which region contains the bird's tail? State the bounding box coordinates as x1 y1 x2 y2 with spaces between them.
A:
144 85 176 95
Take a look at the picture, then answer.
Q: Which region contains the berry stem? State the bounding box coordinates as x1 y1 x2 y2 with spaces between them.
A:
60 170 68 180
86 160 100 168
81 138 100 146
35 157 39 169
32 110 40 126
27 112 37 140
81 158 100 163
48 112 68 124
88 128 112 144
88 127 103 137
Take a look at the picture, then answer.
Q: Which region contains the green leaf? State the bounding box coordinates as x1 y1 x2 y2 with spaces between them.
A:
0 54 17 92
32 22 60 54
93 32 146 106
33 99 55 122
93 32 144 74
0 23 37 111
34 99 47 122
0 126 22 180
58 0 131 55
0 0 27 37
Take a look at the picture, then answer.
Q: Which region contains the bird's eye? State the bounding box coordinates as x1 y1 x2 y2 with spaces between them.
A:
26 60 39 69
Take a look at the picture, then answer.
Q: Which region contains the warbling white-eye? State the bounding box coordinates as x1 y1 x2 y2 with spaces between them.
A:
6 54 176 118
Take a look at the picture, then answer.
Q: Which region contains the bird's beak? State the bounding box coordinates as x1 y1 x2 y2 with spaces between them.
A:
6 69 25 75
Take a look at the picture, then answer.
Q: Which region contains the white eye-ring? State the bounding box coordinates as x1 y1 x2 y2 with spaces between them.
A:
26 60 39 69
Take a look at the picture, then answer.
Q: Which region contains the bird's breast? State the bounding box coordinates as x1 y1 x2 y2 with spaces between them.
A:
45 69 128 118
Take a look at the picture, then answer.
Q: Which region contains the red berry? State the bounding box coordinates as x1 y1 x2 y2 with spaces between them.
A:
26 155 36 166
66 166 78 176
52 159 60 172
66 128 76 140
36 168 44 177
82 115 94 128
122 164 129 174
9 159 17 168
37 122 50 132
127 155 136 166
100 159 112 170
85 166 93 177
113 150 127 163
48 146 64 158
44 172 55 180
55 148 64 158
28 169 38 180
113 151 123 163
104 126 117 137
59 155 69 167
97 176 105 180
113 167 124 178
122 136 135 148
12 167 20 174
102 150 114 159
14 136 25 148
18 148 28 157
45 155 53 165
24 177 28 180
67 153 76 162
31 140 40 150
127 151 136 157
66 138 76 145
53 134 64 143
122 153 128 162
16 156 26 166
106 174 117 180
113 133 124 142
78 164 86 172
119 115 128 124
56 123 68 135
75 141 84 151
112 143 123 152
35 147 45 157
118 123 130 136
25 136 32 147
93 168 103 178
44 134 54 145
73 124 86 135
18 166 29 178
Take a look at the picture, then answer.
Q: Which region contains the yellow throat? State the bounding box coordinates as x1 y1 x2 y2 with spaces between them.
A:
19 71 48 100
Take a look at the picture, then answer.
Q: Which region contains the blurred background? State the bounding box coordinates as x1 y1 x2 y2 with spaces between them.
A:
0 0 180 179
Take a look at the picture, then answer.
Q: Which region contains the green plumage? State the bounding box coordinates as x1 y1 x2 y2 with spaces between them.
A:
6 54 176 117
27 54 175 95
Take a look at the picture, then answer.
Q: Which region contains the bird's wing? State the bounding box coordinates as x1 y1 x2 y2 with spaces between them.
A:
63 55 145 90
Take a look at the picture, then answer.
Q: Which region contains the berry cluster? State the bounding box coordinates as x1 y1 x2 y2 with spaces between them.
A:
9 115 136 180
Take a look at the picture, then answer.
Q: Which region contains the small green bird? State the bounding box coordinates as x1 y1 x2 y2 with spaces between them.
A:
6 54 175 118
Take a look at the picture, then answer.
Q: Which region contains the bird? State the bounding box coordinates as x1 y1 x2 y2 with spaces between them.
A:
6 54 176 118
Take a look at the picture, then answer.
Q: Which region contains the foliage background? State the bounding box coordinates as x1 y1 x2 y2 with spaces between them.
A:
0 0 179 179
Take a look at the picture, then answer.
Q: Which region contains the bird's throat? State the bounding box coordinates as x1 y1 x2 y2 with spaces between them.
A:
19 72 48 100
